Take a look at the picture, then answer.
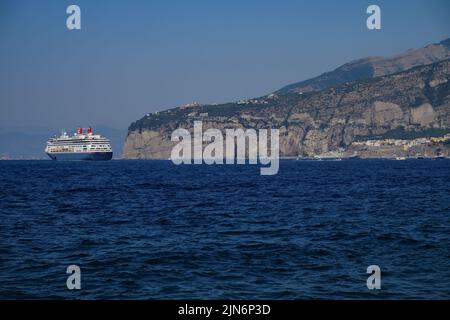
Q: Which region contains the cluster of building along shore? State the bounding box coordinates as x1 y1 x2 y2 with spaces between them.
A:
347 133 450 159
352 134 450 148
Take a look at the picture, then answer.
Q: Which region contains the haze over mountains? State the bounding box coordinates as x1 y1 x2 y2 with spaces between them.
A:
124 38 450 159
276 38 450 94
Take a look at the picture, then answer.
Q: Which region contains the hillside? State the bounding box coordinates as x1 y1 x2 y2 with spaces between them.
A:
123 59 450 159
276 38 450 95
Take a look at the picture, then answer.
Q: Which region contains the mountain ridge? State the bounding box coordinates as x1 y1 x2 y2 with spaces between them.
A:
123 56 450 159
276 38 450 95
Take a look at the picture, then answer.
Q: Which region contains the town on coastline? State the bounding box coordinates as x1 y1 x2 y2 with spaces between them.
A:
299 132 450 160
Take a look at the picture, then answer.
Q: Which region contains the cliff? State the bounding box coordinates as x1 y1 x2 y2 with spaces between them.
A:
123 58 450 159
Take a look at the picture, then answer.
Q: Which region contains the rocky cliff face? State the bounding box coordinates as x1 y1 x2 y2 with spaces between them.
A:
123 59 450 159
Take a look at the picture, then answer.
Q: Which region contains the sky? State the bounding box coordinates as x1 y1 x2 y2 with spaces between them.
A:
0 0 449 130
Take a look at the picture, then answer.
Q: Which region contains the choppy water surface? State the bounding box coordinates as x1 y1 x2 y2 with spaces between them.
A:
0 160 449 299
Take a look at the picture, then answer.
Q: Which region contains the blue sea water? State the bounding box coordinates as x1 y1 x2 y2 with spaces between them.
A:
0 159 449 299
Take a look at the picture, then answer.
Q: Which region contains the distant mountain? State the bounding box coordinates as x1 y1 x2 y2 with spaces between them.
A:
0 125 127 159
0 127 50 159
276 38 450 95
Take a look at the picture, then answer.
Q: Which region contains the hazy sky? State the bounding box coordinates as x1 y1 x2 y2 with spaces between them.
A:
0 0 449 130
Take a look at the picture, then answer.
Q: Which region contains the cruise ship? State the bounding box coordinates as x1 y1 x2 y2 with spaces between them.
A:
45 127 113 160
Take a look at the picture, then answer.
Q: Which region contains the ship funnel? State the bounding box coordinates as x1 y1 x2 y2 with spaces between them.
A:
87 127 92 134
77 128 82 135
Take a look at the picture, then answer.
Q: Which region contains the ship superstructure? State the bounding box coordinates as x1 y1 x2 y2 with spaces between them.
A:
45 127 113 160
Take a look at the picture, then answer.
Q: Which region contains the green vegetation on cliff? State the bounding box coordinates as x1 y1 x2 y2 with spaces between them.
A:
125 58 450 159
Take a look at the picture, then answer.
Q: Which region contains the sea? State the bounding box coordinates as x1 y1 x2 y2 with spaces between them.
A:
0 159 449 299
